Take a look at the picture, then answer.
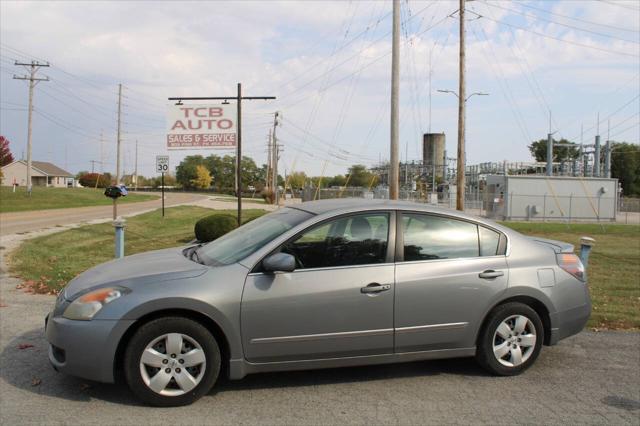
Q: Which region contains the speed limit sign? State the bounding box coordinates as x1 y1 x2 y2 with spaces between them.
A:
156 155 170 173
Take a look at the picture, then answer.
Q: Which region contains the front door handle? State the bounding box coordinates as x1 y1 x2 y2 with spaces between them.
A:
479 270 504 279
361 283 391 294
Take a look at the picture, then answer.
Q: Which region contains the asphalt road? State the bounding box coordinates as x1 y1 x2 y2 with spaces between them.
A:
0 192 206 236
1 261 638 425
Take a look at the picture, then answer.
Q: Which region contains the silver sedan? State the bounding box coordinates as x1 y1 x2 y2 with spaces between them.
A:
45 199 591 406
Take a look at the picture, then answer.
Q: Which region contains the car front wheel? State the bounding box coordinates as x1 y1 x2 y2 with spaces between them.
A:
124 317 221 406
476 302 543 376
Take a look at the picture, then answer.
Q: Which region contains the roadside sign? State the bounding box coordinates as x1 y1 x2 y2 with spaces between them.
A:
166 104 237 150
156 155 170 173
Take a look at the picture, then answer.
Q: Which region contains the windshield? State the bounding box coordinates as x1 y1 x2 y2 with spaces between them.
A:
197 207 313 266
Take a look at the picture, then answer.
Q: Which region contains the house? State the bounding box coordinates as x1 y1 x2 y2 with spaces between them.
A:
1 160 74 188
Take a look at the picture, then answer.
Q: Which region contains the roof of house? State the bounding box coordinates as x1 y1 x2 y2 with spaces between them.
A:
2 160 73 177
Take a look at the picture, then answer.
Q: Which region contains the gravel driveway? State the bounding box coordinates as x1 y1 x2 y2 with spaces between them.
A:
1 235 638 425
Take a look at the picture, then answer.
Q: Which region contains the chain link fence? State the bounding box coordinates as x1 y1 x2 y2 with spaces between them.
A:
299 187 639 224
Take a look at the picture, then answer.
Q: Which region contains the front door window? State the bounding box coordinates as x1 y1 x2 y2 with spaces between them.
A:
280 212 390 269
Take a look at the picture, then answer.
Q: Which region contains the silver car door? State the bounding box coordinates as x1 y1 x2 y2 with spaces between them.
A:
241 211 395 363
394 212 508 352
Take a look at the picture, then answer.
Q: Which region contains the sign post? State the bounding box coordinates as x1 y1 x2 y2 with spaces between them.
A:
168 85 275 226
156 155 169 217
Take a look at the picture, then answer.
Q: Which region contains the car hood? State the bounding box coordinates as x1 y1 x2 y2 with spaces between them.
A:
63 247 208 300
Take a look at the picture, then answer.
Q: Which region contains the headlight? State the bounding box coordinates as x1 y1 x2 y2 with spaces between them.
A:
63 286 129 320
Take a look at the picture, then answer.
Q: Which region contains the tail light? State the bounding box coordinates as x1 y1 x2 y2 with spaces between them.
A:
557 253 585 282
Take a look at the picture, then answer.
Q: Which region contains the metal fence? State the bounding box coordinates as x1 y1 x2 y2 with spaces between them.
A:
299 187 639 224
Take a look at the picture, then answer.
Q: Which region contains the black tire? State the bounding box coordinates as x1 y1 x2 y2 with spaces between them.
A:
476 302 544 376
124 317 221 407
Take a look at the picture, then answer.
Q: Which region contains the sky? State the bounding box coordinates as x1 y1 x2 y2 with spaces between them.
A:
1 0 639 179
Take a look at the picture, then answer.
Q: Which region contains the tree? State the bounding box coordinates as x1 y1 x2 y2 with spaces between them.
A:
611 142 640 197
287 171 307 189
346 164 374 187
327 174 346 187
528 138 579 163
77 172 112 188
0 136 15 167
191 165 211 189
176 155 206 189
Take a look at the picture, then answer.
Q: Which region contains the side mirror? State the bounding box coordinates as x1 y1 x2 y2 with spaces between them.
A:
262 253 296 273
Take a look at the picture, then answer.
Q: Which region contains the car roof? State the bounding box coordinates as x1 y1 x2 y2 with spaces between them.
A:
286 198 516 236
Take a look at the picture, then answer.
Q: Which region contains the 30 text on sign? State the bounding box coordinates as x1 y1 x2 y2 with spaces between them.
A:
166 104 237 150
156 155 169 173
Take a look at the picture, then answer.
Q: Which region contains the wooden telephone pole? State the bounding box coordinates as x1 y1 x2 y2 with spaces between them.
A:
456 0 466 211
13 61 49 194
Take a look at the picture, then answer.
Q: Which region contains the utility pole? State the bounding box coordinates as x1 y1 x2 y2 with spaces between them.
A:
116 84 123 185
114 84 123 220
168 85 275 225
456 0 466 211
389 0 400 200
546 133 553 176
266 128 272 192
99 129 104 173
13 60 49 194
272 112 280 203
134 139 138 191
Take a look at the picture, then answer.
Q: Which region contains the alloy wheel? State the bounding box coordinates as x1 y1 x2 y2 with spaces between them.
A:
139 333 206 396
492 314 537 368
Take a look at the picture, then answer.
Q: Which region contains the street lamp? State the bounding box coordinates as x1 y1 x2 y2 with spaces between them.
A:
437 89 489 102
437 89 489 211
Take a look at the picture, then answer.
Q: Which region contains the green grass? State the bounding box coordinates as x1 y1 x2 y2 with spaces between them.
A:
502 222 640 330
8 209 639 329
0 186 158 213
9 206 266 292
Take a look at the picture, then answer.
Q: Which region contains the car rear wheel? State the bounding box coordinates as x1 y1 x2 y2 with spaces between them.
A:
124 317 220 406
476 302 543 376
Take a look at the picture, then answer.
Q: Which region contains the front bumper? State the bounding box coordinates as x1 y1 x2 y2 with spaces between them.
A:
548 301 591 345
45 313 134 383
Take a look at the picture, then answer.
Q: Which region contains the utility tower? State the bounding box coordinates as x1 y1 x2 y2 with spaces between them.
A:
13 60 49 194
389 0 400 200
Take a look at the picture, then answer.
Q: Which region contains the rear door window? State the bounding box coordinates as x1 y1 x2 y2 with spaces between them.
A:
402 213 479 261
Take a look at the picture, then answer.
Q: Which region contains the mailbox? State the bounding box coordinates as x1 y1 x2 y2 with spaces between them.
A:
104 184 128 199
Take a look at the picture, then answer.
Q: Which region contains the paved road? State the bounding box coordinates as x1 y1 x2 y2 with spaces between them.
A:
1 255 638 425
0 192 206 236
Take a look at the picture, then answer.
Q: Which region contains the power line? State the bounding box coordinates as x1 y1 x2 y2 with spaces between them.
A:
515 1 640 33
276 1 439 106
596 0 640 12
474 2 564 137
481 14 640 58
482 1 639 44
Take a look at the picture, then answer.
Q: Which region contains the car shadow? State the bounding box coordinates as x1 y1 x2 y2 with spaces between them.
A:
1 327 490 406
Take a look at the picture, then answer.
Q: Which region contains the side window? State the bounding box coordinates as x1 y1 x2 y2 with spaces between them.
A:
281 213 389 269
479 226 501 256
402 214 479 261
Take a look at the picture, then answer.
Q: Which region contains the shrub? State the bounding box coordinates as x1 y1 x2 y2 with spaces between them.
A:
194 214 237 242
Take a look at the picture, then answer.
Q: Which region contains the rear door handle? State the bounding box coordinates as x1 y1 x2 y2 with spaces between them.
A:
361 283 391 294
479 270 504 279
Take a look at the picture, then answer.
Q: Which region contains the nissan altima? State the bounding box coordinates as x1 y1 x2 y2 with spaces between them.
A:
45 199 591 406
